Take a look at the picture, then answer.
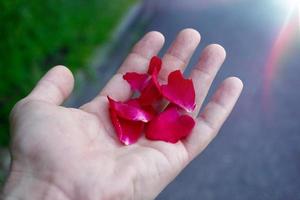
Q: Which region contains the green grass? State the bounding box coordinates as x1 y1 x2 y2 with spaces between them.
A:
0 0 137 147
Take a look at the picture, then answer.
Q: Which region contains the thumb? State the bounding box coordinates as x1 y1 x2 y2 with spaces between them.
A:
28 65 74 105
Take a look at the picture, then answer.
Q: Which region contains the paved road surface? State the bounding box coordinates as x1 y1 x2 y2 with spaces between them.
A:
72 0 300 199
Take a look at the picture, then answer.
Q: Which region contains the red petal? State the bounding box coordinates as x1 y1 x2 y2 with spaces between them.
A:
109 109 143 145
161 70 196 112
139 62 162 105
145 107 195 143
108 97 154 122
126 98 157 116
148 56 162 75
138 79 162 105
123 72 149 91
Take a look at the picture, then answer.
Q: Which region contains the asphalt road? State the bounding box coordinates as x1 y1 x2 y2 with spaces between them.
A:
72 0 300 199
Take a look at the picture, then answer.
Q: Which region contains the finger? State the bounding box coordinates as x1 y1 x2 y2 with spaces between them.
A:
184 77 243 160
159 28 201 82
84 29 200 115
28 65 74 105
156 28 200 110
99 31 165 101
190 44 226 117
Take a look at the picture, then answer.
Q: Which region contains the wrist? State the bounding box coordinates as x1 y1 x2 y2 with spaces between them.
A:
2 170 70 200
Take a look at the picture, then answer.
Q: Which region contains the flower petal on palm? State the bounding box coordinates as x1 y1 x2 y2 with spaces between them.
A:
109 109 143 145
123 72 149 91
145 107 195 143
148 56 162 75
139 62 162 105
161 70 196 112
108 96 154 122
138 79 162 105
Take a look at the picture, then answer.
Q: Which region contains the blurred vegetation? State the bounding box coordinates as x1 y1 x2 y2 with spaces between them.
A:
0 0 137 147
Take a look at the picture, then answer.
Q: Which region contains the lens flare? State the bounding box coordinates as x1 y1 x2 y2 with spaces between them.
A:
298 3 300 28
263 3 299 111
281 0 300 28
280 0 300 9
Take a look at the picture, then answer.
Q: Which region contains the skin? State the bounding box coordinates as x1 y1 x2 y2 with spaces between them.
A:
2 29 243 200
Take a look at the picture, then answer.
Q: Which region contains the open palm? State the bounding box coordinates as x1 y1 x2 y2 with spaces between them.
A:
4 29 243 200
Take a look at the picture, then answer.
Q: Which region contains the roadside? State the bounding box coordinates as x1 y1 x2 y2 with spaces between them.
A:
66 1 158 107
0 0 153 187
0 148 9 185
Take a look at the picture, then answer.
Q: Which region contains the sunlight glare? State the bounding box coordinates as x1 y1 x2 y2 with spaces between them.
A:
276 0 300 29
281 0 300 9
299 3 300 28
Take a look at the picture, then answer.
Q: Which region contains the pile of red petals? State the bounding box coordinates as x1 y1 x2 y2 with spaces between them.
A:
108 56 196 145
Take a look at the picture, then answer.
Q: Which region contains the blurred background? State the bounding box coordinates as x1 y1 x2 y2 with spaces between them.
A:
1 0 300 199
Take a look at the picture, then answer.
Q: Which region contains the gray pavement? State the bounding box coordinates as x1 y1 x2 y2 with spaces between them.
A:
72 0 300 199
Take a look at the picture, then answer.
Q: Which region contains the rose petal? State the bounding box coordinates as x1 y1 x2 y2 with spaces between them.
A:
139 62 162 105
126 99 157 116
148 56 162 75
145 106 195 143
108 96 154 122
138 79 162 105
161 70 196 112
109 108 143 145
123 72 149 91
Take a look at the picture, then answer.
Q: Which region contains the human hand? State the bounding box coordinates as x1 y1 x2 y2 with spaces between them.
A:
2 29 243 200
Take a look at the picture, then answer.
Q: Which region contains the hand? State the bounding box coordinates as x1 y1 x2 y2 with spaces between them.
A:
2 29 243 200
